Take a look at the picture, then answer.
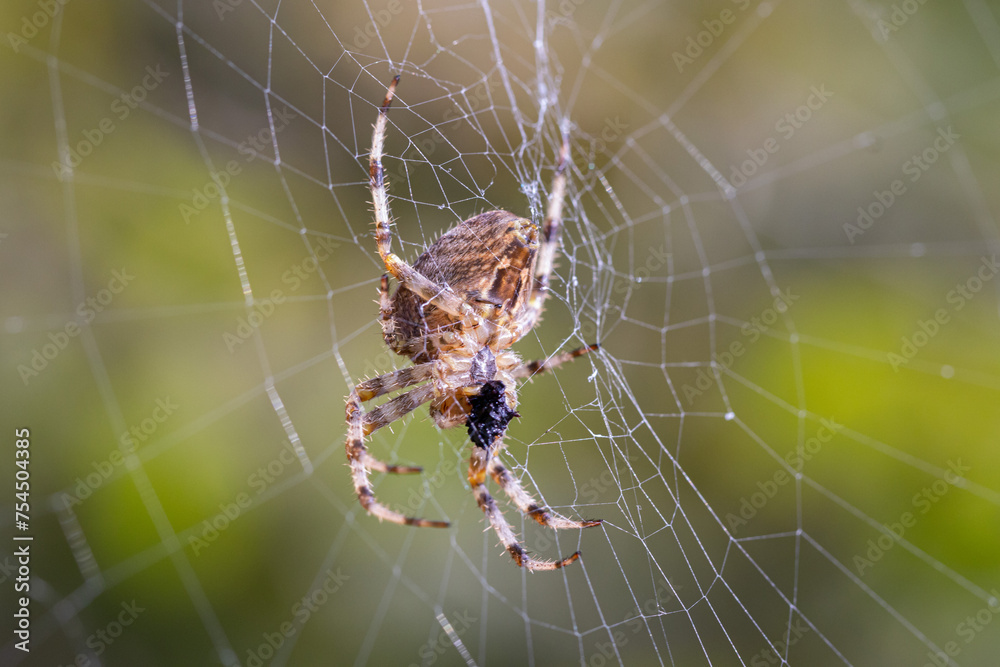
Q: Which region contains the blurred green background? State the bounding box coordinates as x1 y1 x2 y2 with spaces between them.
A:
2 0 999 665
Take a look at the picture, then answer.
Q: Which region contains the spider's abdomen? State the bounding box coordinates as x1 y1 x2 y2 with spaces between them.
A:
384 210 538 362
466 380 518 449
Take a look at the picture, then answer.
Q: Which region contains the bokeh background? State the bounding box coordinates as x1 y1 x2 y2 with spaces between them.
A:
3 0 999 665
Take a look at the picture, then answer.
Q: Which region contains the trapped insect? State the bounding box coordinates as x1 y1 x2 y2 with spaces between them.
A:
346 76 601 570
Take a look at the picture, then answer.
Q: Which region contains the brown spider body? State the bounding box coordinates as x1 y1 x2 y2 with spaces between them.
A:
346 76 601 571
382 210 538 428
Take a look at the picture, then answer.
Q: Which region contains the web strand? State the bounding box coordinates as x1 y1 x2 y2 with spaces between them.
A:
3 0 1000 666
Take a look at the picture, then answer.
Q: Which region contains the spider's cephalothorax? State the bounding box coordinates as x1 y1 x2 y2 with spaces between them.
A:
346 76 601 571
382 209 538 430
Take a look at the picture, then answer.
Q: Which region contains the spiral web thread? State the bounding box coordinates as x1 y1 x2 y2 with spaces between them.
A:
3 0 1000 665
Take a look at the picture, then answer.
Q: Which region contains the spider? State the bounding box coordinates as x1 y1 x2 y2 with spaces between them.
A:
346 76 602 571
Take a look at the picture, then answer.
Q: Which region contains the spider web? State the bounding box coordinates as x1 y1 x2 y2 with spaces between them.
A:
3 0 1000 665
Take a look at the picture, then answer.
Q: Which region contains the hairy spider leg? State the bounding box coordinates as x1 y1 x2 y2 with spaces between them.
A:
501 344 603 528
356 361 435 402
469 444 583 571
352 362 435 473
362 386 435 438
346 374 450 528
512 343 600 380
377 274 396 347
369 76 484 329
355 78 601 567
499 343 603 528
488 456 602 531
523 126 572 331
466 381 592 569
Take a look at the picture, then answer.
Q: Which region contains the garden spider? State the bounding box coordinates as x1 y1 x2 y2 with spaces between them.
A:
346 76 602 571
